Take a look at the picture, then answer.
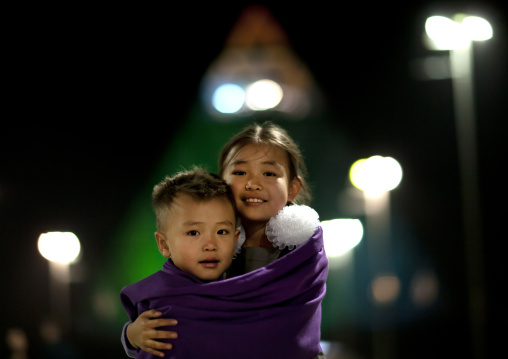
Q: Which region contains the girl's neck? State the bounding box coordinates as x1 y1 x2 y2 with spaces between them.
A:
242 221 272 248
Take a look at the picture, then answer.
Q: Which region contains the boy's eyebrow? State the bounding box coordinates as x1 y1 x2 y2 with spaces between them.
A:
182 220 235 226
182 221 202 226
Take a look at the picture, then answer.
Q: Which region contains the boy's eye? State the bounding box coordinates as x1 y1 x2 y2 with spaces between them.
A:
232 171 246 175
187 230 200 236
264 172 277 177
217 229 229 235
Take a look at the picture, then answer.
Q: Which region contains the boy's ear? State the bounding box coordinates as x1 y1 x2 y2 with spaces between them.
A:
155 231 171 258
288 177 302 202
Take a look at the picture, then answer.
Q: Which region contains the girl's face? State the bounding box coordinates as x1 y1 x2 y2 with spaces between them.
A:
222 143 301 225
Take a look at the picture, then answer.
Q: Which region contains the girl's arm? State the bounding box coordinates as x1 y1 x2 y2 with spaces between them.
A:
122 309 178 358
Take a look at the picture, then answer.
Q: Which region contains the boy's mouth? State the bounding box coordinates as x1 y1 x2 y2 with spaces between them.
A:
199 259 220 268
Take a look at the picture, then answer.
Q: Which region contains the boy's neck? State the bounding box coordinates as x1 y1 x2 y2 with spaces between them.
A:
243 222 272 248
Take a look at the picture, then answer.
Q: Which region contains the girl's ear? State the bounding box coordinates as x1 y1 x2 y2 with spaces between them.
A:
288 177 302 202
155 232 171 258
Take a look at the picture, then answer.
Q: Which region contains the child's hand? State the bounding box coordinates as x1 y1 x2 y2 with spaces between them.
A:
126 309 178 357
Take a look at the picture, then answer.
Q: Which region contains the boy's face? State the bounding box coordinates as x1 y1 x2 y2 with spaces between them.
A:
155 194 239 281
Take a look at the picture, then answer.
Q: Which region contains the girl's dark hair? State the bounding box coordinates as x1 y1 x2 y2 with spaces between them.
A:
218 121 311 205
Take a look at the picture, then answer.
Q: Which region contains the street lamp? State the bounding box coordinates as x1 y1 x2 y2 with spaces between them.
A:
349 155 402 283
350 156 403 197
349 155 402 359
425 14 491 359
38 232 81 330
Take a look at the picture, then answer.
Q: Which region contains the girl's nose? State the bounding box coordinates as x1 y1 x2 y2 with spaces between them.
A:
245 177 262 190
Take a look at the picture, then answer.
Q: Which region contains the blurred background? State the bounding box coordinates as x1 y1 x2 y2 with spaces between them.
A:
2 1 506 358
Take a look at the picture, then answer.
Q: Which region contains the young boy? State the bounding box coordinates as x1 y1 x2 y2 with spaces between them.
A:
120 168 240 357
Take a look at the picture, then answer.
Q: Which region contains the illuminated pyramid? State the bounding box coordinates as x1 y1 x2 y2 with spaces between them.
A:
200 5 319 119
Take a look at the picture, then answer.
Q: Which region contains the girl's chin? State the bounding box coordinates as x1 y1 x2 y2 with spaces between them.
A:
239 216 273 226
238 206 281 222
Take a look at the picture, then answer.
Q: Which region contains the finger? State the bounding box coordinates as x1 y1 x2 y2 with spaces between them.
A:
140 309 162 319
142 340 172 357
147 319 178 329
147 339 174 350
152 329 178 340
146 346 169 358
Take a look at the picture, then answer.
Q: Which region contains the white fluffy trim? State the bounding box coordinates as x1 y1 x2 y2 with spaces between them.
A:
265 205 320 250
234 225 246 256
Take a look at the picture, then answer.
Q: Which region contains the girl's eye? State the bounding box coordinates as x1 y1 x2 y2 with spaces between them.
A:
264 172 277 177
232 171 246 176
187 230 200 236
217 229 229 235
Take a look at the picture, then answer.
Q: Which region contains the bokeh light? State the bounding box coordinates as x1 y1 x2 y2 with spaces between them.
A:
38 232 81 264
410 270 439 307
425 15 493 50
321 219 363 258
425 16 466 50
349 156 403 194
370 274 401 304
462 16 493 41
245 79 283 110
212 83 245 113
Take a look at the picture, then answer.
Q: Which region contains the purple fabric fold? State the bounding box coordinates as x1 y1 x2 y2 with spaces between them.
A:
120 227 328 359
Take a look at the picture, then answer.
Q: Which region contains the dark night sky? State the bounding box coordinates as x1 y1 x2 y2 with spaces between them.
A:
2 1 507 358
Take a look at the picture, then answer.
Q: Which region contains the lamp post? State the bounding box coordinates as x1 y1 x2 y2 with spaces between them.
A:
350 156 402 359
38 232 81 331
350 156 403 280
425 15 492 359
319 218 364 348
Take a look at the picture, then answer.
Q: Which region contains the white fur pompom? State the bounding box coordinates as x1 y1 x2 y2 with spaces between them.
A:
265 205 320 250
234 225 246 257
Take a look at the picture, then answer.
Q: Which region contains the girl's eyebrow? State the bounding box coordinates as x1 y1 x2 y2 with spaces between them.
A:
262 160 283 167
230 160 283 168
230 160 247 166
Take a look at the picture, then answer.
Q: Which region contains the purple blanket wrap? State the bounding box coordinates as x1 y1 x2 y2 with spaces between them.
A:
120 227 328 359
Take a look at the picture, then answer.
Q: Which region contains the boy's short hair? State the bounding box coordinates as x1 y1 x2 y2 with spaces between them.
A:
153 167 236 232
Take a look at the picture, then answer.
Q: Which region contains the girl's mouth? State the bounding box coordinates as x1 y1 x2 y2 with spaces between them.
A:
244 198 265 203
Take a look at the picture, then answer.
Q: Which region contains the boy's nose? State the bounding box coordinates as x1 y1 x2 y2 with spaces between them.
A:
203 235 218 251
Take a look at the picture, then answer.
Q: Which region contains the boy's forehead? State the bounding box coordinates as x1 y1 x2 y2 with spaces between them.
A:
168 194 235 217
170 193 196 208
171 193 229 207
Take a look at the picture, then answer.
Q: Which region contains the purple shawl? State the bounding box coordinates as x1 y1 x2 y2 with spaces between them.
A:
120 227 328 359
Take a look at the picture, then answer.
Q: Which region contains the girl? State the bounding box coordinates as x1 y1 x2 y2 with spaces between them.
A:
122 122 327 358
